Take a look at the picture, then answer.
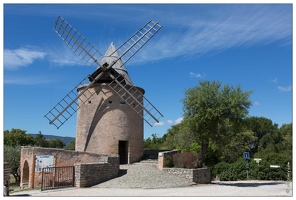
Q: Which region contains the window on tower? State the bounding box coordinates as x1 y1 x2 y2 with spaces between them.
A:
120 98 125 104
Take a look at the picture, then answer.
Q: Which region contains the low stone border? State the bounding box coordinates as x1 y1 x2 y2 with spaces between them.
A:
162 167 211 184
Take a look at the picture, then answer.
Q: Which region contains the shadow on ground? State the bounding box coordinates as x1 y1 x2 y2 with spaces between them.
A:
212 181 286 187
10 194 31 196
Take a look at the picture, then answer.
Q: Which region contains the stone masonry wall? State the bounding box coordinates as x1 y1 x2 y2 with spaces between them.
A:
162 167 211 184
158 150 180 169
75 156 119 187
158 150 211 184
20 146 119 189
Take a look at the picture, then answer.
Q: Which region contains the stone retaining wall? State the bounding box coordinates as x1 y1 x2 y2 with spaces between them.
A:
158 150 180 169
75 157 119 187
162 167 211 184
158 150 211 184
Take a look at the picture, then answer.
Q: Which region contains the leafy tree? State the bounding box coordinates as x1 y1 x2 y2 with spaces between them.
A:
4 145 21 183
48 138 66 148
34 131 49 147
244 116 278 156
162 123 194 152
65 139 76 150
181 80 252 168
256 123 292 163
4 129 35 146
144 134 166 150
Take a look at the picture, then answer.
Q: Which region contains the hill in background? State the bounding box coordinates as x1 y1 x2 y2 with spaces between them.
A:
29 134 75 146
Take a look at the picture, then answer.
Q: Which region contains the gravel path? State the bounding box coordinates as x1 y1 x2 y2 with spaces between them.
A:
93 161 195 188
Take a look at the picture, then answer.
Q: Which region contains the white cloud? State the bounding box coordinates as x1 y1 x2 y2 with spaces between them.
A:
167 120 173 124
47 44 87 67
277 86 292 92
253 101 260 106
4 47 46 70
153 117 183 126
175 117 183 124
189 72 202 78
154 121 165 126
4 77 52 85
271 78 278 83
132 5 291 64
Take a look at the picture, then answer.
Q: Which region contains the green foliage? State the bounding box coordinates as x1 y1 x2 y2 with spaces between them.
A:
172 152 198 168
213 152 292 181
181 80 252 167
48 138 66 148
164 155 174 168
4 129 35 146
4 145 21 183
65 139 76 150
144 133 166 150
244 116 278 156
34 132 49 147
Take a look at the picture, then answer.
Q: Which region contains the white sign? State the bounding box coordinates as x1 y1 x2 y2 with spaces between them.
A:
254 158 262 161
35 155 54 172
270 165 280 168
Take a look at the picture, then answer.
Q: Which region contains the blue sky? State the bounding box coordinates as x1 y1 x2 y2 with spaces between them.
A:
2 3 292 139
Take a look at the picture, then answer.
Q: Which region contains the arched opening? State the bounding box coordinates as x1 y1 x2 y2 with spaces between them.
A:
22 160 29 188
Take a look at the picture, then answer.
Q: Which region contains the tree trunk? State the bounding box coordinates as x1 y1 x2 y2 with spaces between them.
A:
197 142 209 168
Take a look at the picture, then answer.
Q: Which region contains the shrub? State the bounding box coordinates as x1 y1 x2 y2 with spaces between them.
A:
212 154 292 181
173 152 197 168
164 155 174 167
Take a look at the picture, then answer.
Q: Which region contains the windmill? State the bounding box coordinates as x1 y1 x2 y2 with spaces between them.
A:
45 16 163 163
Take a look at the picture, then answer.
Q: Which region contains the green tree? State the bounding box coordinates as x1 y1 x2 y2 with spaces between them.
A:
144 134 166 150
65 139 76 150
4 129 35 146
182 80 252 168
48 138 66 148
4 145 21 183
34 131 49 147
244 116 278 156
163 123 195 152
257 123 292 162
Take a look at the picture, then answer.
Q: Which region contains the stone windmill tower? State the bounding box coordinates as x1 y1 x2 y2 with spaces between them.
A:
45 16 163 164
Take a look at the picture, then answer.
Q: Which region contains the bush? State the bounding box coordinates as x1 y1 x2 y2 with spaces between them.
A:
212 154 292 181
164 155 174 167
173 152 197 168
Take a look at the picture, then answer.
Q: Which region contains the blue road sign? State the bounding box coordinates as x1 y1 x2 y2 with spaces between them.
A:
244 152 250 159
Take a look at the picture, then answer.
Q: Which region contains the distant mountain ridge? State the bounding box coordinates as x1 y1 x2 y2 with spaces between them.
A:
29 134 75 146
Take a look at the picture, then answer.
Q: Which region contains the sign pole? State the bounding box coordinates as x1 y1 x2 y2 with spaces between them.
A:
243 152 250 180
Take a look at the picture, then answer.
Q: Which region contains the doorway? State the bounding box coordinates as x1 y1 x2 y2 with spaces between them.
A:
118 141 129 164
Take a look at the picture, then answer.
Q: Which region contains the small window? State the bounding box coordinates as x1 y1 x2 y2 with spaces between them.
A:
120 98 125 104
109 101 112 104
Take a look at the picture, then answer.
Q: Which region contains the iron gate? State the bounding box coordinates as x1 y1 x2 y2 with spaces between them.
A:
41 166 75 191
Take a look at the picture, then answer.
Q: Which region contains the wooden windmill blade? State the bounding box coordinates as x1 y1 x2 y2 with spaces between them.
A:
45 16 163 129
54 16 103 67
107 20 162 68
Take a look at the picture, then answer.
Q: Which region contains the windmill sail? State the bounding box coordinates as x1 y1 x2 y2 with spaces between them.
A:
54 16 102 67
45 16 163 128
44 75 98 129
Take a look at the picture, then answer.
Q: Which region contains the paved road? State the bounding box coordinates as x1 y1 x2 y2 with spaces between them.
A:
10 161 292 197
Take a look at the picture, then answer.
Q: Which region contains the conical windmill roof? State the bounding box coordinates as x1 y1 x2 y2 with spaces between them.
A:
99 42 133 85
